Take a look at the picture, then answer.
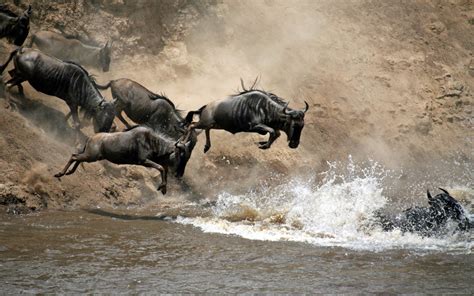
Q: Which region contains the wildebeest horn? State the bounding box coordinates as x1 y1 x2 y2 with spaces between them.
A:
438 187 449 195
302 101 309 113
427 190 433 200
240 78 246 91
283 102 291 115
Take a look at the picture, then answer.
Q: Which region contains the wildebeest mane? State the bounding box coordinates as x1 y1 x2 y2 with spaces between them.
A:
232 77 288 107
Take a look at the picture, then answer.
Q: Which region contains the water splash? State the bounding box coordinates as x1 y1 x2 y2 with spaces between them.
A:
177 157 472 253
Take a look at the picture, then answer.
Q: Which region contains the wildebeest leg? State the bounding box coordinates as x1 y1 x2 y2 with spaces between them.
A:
250 124 280 149
117 112 132 129
68 105 85 146
204 129 211 153
6 76 25 97
64 112 71 122
142 159 167 195
54 155 78 179
184 121 212 152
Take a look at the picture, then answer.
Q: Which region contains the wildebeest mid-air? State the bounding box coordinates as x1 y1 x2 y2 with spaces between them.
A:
94 78 181 130
29 30 112 72
0 47 115 133
375 188 471 236
95 78 199 177
54 126 194 195
184 79 309 152
0 4 31 46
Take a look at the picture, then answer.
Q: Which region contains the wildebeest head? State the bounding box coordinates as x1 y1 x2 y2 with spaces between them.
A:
427 188 470 231
99 41 112 72
93 101 115 132
174 134 196 178
281 101 309 148
18 5 32 25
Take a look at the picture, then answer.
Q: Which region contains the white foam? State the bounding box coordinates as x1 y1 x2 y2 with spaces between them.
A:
176 158 473 253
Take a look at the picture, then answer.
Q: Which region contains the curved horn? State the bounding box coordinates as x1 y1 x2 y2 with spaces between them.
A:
283 102 291 115
427 190 433 200
438 187 449 195
240 78 246 92
302 101 309 113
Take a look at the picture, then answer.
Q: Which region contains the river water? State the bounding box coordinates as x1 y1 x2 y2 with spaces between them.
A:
1 160 473 293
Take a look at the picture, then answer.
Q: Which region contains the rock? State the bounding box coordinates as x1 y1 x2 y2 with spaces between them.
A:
428 21 446 34
415 118 432 135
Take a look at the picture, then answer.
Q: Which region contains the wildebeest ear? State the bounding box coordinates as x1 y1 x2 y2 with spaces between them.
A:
427 190 433 200
438 188 449 195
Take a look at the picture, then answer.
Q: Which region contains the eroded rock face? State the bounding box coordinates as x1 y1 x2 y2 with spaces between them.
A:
27 0 215 56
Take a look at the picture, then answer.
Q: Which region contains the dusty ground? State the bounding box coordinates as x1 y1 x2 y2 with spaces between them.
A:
0 0 472 213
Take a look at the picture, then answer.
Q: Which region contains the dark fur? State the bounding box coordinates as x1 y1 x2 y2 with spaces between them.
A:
54 126 189 195
375 188 471 236
184 80 308 152
0 48 115 133
0 4 31 46
96 78 198 176
29 30 112 72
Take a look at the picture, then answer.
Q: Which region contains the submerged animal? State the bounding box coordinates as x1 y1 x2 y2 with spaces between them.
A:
0 4 31 46
184 80 308 152
29 30 112 72
375 188 471 236
0 48 115 133
54 126 194 195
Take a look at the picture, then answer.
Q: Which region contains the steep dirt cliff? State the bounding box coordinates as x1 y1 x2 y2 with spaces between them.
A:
0 0 472 213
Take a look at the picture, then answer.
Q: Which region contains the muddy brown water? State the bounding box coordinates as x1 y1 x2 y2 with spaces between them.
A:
0 209 472 294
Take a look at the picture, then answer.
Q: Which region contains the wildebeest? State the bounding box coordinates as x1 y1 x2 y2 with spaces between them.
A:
0 4 31 46
95 78 198 176
29 30 112 72
0 47 115 133
94 78 180 130
54 126 193 195
375 188 471 236
184 80 308 152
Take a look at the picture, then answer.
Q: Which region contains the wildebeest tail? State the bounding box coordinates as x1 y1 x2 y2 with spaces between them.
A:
185 105 206 124
94 80 112 90
0 47 20 74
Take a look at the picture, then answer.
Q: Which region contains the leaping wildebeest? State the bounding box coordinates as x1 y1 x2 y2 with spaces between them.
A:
0 4 32 46
54 126 194 195
184 80 309 152
0 47 115 133
94 78 198 177
29 30 112 72
94 78 181 130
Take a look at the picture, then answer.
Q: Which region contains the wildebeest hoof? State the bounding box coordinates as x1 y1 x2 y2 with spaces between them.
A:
258 143 271 149
54 173 62 180
158 185 167 195
204 145 210 153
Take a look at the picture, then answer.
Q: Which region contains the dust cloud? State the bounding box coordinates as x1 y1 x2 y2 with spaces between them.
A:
0 0 472 210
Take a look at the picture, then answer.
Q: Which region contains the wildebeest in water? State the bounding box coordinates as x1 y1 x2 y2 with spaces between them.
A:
55 126 194 195
184 79 309 152
29 30 112 72
0 48 115 133
0 4 31 46
375 188 471 236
